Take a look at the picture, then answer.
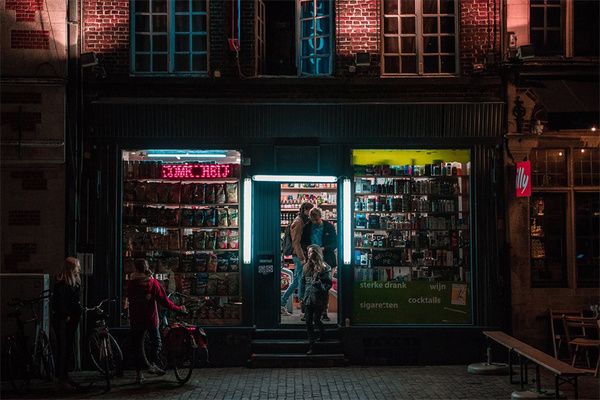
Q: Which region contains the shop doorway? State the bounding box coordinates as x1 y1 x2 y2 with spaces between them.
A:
252 176 340 329
279 182 338 326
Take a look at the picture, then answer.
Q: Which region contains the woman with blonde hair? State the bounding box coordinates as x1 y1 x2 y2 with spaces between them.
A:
301 245 332 354
52 257 82 389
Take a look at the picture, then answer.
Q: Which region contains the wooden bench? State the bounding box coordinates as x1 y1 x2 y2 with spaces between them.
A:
483 331 588 399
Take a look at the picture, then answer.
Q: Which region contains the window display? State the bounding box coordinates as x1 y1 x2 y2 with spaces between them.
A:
122 150 242 326
351 149 471 324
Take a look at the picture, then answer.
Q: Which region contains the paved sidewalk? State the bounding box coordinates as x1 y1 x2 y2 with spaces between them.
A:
2 366 598 400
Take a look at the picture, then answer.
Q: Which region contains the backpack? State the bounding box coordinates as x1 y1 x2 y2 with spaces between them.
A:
282 223 294 256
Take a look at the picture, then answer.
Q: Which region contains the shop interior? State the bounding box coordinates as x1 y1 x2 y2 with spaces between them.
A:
279 182 338 325
121 149 243 327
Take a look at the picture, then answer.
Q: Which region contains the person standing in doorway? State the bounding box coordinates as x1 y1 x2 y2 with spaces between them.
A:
301 207 337 321
52 257 82 390
302 245 332 354
281 202 314 315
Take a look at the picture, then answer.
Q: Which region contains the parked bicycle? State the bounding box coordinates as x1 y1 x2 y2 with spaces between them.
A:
85 298 123 390
142 291 208 385
5 289 55 392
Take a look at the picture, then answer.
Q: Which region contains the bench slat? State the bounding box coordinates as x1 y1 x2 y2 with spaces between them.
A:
483 331 587 376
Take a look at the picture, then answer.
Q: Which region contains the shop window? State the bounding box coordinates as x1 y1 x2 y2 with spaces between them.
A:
573 148 600 187
257 0 333 76
530 193 567 287
530 0 563 56
351 149 472 324
382 0 458 76
530 148 567 187
131 0 209 75
121 150 243 327
575 192 600 288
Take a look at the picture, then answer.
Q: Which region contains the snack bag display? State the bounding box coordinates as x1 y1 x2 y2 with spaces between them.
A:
228 253 240 272
194 183 206 204
228 230 239 249
226 183 238 203
181 183 194 204
217 253 229 272
124 181 136 202
228 208 239 227
156 183 169 203
181 209 194 227
168 183 181 204
207 253 218 272
205 208 216 227
227 274 239 296
205 184 216 204
195 253 208 272
217 230 229 249
217 208 229 227
216 184 227 204
193 209 205 227
145 182 159 203
134 183 146 202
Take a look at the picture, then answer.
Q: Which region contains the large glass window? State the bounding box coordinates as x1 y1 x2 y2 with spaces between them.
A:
132 0 209 74
530 193 567 287
573 148 600 187
299 0 333 75
121 150 243 326
575 193 599 288
383 0 457 75
530 148 567 187
351 149 471 324
530 0 563 56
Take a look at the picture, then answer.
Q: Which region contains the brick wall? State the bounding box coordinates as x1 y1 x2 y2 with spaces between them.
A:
10 29 49 49
5 0 44 22
460 0 502 75
83 0 129 75
335 0 380 76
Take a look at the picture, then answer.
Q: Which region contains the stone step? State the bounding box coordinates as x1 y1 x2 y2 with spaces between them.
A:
251 339 343 354
248 353 348 368
254 328 340 340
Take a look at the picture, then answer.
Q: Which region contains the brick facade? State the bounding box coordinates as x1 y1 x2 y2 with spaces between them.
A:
10 29 49 49
82 0 501 78
5 0 44 22
83 0 129 75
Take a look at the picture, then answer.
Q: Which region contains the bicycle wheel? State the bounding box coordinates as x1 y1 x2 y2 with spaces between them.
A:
88 332 123 375
38 331 55 381
168 330 196 384
7 340 31 392
142 331 167 371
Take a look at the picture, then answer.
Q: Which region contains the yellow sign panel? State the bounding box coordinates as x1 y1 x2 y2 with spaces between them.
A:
352 149 471 166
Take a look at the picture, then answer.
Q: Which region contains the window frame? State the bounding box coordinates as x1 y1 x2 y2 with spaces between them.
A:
381 0 459 77
296 0 334 76
529 145 600 289
529 0 564 56
130 0 211 76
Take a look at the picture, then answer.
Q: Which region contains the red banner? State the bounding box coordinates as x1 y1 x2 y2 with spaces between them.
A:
515 161 531 197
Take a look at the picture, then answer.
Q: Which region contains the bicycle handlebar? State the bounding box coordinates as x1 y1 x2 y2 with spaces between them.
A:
84 298 116 312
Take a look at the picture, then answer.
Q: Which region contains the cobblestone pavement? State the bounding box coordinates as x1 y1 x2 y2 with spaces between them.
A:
2 366 598 400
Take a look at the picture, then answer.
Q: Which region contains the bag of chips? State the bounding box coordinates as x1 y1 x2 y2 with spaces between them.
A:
193 209 205 227
156 183 169 203
206 278 218 295
168 183 181 204
217 230 228 250
181 209 194 227
217 253 229 272
146 182 159 203
195 273 208 295
181 255 194 272
217 208 229 227
227 275 239 296
216 184 226 204
207 253 218 272
194 184 206 204
193 231 206 250
206 231 217 250
206 184 216 204
226 183 238 203
217 277 228 295
134 183 146 202
228 230 239 249
181 183 194 204
228 208 239 227
168 230 180 250
195 253 208 272
205 208 216 227
228 253 239 272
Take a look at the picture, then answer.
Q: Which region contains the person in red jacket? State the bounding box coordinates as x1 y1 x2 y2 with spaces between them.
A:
127 258 185 384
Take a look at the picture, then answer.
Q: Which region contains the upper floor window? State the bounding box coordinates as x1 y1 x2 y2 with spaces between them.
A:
256 0 333 76
382 0 458 76
530 0 562 56
131 0 209 75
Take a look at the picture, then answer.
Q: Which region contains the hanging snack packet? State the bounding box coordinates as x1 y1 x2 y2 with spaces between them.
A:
205 184 216 204
207 230 217 250
217 208 229 227
181 209 194 227
205 208 217 227
228 208 239 227
193 209 205 227
168 230 180 250
217 229 229 250
228 253 239 272
195 253 208 272
156 183 169 203
207 253 218 272
227 275 239 296
181 183 194 204
168 183 181 204
228 230 239 249
217 253 229 272
217 277 228 295
194 183 206 204
146 182 159 203
216 184 226 204
226 183 238 203
206 278 218 295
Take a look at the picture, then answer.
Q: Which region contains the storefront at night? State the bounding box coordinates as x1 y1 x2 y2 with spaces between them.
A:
78 90 508 366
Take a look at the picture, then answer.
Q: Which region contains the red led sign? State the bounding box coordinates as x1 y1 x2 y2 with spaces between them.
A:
161 163 237 180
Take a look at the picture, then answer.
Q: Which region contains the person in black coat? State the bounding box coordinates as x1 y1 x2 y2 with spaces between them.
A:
52 257 82 390
301 245 332 355
301 207 337 320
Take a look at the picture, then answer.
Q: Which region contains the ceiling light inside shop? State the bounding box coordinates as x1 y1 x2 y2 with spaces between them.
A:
253 175 338 183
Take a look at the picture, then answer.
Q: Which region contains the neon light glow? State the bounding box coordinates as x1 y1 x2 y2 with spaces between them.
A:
253 175 337 183
343 179 352 265
161 163 235 179
243 178 252 264
147 153 227 158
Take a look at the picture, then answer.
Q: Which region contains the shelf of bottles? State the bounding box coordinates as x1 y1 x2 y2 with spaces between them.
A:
122 158 242 326
280 183 337 270
353 162 471 284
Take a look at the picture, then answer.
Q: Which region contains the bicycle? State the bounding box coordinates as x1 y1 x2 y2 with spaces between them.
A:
5 289 55 392
85 298 123 390
142 291 208 385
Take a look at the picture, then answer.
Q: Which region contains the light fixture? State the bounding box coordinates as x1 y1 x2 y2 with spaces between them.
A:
558 151 564 157
343 179 352 265
252 175 338 183
146 153 227 158
591 126 597 132
581 149 586 153
243 178 252 264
